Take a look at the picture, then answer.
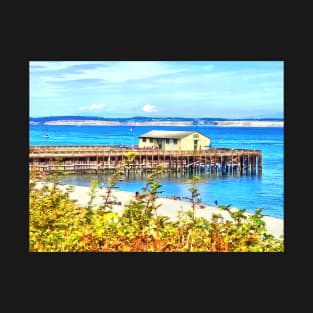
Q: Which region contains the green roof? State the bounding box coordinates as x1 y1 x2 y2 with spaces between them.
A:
139 130 206 139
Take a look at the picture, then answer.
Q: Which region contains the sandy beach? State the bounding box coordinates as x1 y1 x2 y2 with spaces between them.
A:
40 183 284 239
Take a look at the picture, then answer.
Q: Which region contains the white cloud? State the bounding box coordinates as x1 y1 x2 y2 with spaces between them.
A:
29 61 101 72
142 104 157 113
90 103 104 110
34 61 185 85
79 104 105 111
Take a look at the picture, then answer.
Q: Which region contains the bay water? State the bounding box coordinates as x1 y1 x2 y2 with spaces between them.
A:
30 125 284 218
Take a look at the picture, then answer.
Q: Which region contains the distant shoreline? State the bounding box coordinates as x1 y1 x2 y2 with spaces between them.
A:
40 120 194 126
30 120 284 127
213 121 283 127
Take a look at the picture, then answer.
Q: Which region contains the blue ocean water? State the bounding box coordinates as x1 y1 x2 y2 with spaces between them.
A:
29 125 284 218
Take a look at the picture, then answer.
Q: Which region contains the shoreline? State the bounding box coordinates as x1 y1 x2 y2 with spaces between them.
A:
35 182 284 239
30 120 283 127
214 121 283 127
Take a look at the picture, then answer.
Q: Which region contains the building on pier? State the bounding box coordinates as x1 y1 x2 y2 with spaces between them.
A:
138 130 211 151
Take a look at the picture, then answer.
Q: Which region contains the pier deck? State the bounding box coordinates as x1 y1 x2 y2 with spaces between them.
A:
29 145 262 175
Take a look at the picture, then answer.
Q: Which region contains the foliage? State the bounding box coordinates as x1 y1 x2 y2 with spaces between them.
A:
182 175 201 223
99 151 136 212
29 166 284 252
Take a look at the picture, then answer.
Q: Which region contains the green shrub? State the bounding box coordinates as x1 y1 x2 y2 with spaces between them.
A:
29 167 284 252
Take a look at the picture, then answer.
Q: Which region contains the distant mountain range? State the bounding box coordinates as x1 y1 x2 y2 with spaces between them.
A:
29 115 283 126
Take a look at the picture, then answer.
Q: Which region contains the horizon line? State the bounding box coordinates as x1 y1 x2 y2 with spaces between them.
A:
29 115 284 120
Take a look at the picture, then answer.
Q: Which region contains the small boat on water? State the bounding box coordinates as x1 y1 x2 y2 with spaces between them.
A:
42 128 49 138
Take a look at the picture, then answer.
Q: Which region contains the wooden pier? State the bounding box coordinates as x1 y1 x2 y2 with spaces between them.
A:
29 145 262 175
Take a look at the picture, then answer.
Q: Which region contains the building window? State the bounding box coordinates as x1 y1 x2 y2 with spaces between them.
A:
149 138 153 143
174 139 177 144
142 138 146 142
166 139 169 144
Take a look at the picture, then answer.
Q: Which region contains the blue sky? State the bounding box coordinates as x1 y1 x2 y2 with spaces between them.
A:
29 61 284 118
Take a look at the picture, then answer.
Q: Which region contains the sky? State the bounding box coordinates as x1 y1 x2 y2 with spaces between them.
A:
29 61 284 118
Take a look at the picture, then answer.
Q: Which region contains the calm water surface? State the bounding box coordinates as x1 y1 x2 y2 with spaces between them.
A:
30 125 284 218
